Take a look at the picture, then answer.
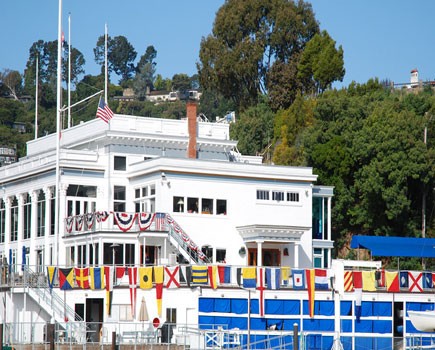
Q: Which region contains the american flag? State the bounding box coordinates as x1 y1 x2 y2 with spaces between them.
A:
154 212 166 231
96 97 114 123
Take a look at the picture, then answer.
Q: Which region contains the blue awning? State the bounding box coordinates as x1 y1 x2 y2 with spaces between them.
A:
350 235 435 258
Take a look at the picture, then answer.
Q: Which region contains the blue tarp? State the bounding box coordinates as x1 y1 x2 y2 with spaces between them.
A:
350 235 435 257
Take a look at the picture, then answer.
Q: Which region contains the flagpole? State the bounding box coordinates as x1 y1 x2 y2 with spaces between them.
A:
55 0 63 271
68 13 71 128
34 55 39 139
105 23 108 104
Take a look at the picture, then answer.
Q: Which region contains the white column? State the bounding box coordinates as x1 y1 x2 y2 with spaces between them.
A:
142 237 147 265
3 197 11 259
327 197 332 268
43 187 52 266
17 194 24 272
257 241 263 267
294 242 299 268
29 190 39 271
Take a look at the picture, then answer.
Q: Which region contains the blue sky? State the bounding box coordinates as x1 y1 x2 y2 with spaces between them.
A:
2 1 435 88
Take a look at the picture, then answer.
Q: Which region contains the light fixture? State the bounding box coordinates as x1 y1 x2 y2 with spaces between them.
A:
161 172 170 186
239 247 246 256
177 198 184 212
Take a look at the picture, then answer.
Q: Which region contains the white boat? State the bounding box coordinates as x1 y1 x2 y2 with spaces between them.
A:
408 310 435 332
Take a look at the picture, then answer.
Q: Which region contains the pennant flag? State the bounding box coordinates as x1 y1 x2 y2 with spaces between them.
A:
154 266 164 317
385 271 400 292
257 267 266 317
75 267 90 289
315 269 329 290
218 265 231 285
115 267 126 286
344 271 354 292
399 271 408 288
281 267 290 286
90 267 105 290
208 266 218 290
164 266 180 289
353 271 363 322
362 271 376 291
423 272 433 289
266 267 281 290
409 271 423 292
47 266 57 289
59 268 74 290
180 265 191 287
139 267 153 289
292 269 305 290
305 269 315 317
128 267 138 317
192 266 208 285
104 266 114 316
96 97 114 123
242 267 257 288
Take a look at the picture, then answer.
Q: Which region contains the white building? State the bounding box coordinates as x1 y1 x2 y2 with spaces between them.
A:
0 102 336 346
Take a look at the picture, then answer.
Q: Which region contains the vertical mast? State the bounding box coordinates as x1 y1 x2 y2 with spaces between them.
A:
55 0 63 268
68 13 71 128
105 23 108 104
34 55 38 139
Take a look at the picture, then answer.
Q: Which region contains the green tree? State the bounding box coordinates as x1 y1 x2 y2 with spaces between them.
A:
94 35 137 85
133 46 157 98
230 100 274 155
197 0 319 110
172 74 191 92
297 30 345 94
154 74 172 91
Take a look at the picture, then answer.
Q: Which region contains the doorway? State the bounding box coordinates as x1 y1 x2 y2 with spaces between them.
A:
86 298 103 342
248 248 281 266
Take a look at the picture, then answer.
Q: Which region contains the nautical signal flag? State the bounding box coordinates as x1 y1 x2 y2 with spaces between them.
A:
59 268 74 290
344 271 354 292
192 266 208 286
128 267 138 317
265 268 281 290
218 265 231 285
154 266 164 317
104 266 114 316
164 266 180 289
179 265 191 287
139 267 153 289
90 267 105 290
47 266 57 289
305 269 315 317
385 271 400 292
399 271 408 288
96 97 114 123
257 267 266 317
208 265 218 290
423 272 433 289
242 267 257 288
409 271 423 292
292 269 305 290
314 269 329 290
75 267 90 289
353 271 362 322
362 271 376 292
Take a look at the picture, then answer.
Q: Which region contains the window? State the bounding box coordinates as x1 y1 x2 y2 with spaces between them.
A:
201 198 213 214
166 308 177 323
201 245 213 260
217 200 227 215
216 249 226 263
257 190 269 200
114 156 126 171
287 192 300 202
23 193 31 240
272 191 284 202
173 197 184 213
134 184 156 213
187 197 199 213
37 191 45 237
114 186 126 212
119 305 133 321
10 197 18 241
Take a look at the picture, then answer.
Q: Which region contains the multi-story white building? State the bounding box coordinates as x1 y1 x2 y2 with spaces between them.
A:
0 102 337 346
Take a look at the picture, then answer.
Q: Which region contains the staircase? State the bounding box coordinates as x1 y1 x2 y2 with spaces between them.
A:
164 214 211 265
23 266 86 339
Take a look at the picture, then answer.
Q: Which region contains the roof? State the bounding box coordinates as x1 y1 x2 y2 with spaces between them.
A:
350 235 435 258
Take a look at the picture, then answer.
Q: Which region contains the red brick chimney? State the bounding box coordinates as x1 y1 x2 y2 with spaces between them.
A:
187 101 197 159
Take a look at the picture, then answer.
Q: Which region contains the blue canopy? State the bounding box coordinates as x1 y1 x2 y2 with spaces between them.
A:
350 235 435 258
